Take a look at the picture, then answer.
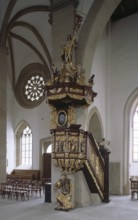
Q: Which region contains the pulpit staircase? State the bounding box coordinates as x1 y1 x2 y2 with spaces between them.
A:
82 132 110 203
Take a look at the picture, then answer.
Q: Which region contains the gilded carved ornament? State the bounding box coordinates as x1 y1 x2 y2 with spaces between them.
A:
54 172 75 210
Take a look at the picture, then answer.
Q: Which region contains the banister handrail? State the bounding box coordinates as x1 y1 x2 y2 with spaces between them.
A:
84 132 110 202
85 132 105 200
87 132 104 166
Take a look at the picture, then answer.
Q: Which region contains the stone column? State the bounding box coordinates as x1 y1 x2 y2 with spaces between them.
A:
0 45 7 183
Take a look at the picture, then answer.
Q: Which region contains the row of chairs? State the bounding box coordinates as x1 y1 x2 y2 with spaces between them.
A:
0 179 44 201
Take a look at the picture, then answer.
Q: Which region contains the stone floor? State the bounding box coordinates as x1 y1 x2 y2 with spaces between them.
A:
0 195 138 220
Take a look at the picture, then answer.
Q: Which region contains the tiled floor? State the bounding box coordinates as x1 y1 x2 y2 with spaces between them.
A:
0 195 138 220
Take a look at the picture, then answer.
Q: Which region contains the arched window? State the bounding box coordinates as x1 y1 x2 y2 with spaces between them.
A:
132 106 138 162
21 126 32 165
15 121 32 168
46 144 52 153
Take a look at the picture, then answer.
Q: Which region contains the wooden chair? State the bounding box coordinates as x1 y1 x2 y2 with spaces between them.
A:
130 176 138 200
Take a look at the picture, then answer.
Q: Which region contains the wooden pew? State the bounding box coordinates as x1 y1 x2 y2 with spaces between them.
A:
7 169 40 181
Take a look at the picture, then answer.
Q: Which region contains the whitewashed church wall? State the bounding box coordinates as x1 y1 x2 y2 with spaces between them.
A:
6 55 15 174
110 14 138 160
5 12 52 172
90 28 108 135
110 13 138 193
13 99 51 170
82 27 109 138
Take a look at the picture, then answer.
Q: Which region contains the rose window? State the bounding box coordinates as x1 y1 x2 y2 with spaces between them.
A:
25 75 45 101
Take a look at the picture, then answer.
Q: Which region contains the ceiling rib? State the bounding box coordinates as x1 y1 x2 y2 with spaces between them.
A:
6 5 50 44
13 21 52 66
9 31 48 67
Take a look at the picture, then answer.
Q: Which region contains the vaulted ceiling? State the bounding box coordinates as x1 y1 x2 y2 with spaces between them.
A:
0 0 94 108
111 0 138 21
0 0 137 108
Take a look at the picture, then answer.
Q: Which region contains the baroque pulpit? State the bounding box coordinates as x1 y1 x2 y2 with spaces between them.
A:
45 14 110 210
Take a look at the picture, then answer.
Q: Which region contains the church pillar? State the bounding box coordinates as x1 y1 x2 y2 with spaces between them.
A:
51 0 78 204
0 45 7 183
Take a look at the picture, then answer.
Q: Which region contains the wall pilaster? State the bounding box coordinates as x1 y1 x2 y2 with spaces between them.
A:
0 45 7 183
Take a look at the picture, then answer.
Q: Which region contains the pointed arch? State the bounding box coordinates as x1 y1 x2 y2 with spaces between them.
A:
86 106 104 143
15 120 32 168
123 87 138 194
77 0 121 77
15 120 30 134
131 105 138 162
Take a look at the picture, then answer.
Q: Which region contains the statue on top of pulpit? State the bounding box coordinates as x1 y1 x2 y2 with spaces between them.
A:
61 34 77 63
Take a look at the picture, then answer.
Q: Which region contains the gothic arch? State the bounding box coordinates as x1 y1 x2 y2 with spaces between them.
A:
123 87 138 194
86 106 104 143
15 120 32 168
77 0 121 78
15 120 30 134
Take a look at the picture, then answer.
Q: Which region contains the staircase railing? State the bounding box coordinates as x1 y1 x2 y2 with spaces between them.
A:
83 132 110 202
